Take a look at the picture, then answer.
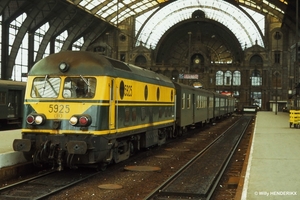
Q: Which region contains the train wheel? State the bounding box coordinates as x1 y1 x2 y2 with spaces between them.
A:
173 127 179 138
129 141 136 156
174 127 186 137
113 141 130 163
97 163 108 171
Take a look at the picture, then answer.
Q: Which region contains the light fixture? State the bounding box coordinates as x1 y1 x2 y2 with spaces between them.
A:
59 62 70 72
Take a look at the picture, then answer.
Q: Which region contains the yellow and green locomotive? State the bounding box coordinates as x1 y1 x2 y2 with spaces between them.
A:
13 51 176 170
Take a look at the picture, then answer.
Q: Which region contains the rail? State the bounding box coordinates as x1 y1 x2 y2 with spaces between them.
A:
144 116 252 200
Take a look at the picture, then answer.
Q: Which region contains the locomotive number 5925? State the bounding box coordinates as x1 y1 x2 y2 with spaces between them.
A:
48 104 70 113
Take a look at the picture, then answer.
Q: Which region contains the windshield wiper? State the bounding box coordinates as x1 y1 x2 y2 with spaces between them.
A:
80 75 90 86
42 75 48 95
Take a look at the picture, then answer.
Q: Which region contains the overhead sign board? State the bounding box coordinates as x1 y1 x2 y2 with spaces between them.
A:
179 74 199 79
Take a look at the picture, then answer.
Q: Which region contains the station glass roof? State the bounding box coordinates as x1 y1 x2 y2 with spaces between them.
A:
136 0 267 48
67 0 286 48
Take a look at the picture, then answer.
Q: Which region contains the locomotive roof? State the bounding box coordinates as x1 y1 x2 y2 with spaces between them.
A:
29 51 174 87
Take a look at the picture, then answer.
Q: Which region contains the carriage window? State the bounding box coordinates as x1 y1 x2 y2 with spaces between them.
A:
216 98 220 107
201 96 204 108
187 94 191 109
31 76 61 98
63 77 96 98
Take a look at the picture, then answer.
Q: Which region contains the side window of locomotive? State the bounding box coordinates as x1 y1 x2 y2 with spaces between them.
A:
63 77 96 98
31 77 61 98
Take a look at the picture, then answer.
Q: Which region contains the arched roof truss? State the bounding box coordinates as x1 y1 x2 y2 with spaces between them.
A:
67 0 161 25
0 0 115 79
136 0 266 49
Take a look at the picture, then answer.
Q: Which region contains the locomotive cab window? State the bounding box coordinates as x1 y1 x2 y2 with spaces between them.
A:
31 77 61 98
63 77 96 98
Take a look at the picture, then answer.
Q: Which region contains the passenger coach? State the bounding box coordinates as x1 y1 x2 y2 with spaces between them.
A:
0 80 26 126
174 82 214 135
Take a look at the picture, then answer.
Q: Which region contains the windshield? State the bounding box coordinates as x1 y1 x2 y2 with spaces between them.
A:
31 76 60 98
30 76 96 98
63 77 96 98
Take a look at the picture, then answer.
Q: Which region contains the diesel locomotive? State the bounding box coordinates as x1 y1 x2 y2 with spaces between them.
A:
13 51 234 170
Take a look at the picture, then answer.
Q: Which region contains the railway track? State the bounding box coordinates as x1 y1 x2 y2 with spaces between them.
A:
0 169 100 199
144 116 252 200
0 116 246 200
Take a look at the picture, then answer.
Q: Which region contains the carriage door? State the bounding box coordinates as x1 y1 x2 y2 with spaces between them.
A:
109 79 116 130
7 90 22 119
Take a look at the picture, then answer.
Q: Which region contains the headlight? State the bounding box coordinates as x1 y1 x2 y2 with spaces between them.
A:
26 114 46 125
69 115 92 127
35 115 44 125
59 62 69 72
69 116 78 125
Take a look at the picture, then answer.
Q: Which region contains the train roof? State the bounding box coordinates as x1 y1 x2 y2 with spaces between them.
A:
0 80 26 87
173 81 214 95
29 51 174 87
173 81 234 98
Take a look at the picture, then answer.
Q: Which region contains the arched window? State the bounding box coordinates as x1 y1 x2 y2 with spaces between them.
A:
233 71 241 85
224 71 232 85
250 55 263 86
135 55 147 67
251 70 262 86
250 55 263 66
72 37 84 50
216 71 223 85
35 22 50 60
55 30 68 53
10 13 28 81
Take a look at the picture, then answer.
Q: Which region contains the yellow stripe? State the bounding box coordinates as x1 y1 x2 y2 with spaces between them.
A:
22 119 175 135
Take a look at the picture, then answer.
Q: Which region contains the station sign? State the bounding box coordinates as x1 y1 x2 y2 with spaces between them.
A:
179 74 199 80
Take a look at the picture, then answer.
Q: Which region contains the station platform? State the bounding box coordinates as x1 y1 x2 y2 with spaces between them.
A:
0 129 26 169
242 111 300 199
